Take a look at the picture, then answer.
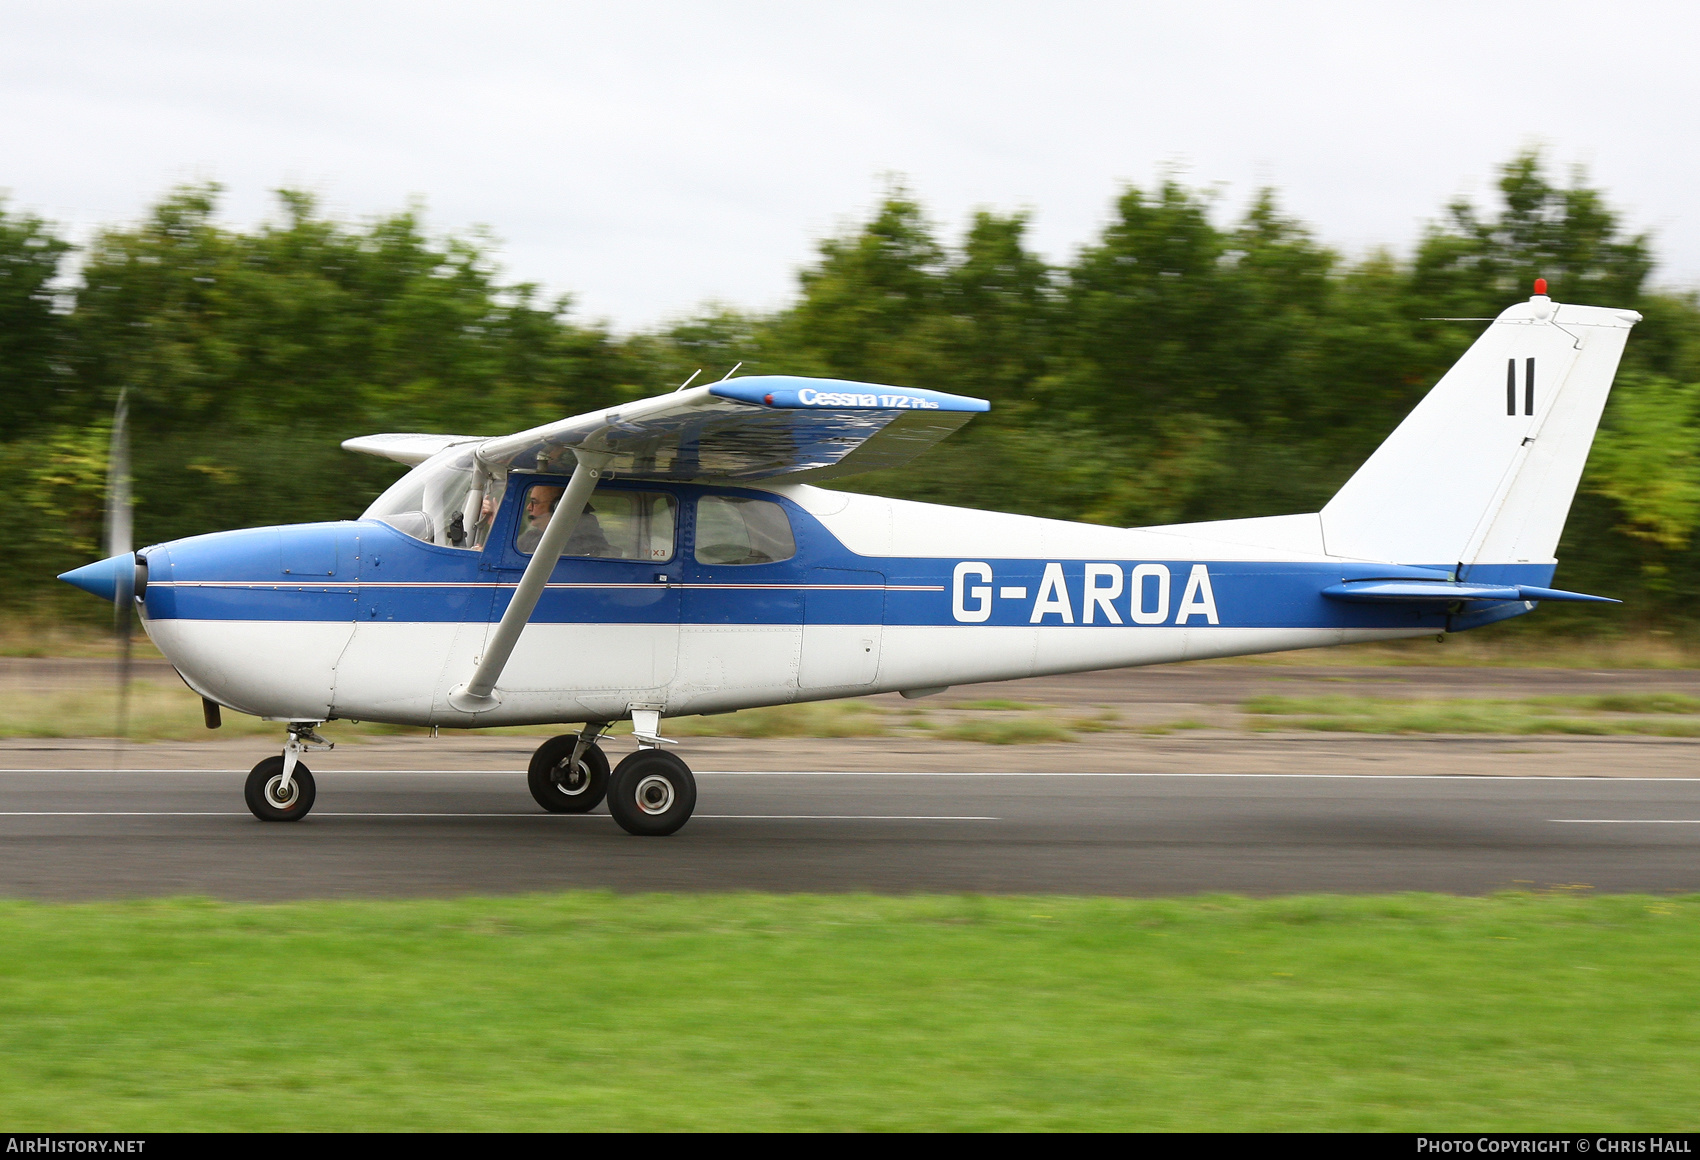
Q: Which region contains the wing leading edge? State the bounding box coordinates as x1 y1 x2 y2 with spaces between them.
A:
343 376 989 483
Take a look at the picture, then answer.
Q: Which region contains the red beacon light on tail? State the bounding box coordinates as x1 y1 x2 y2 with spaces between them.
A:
1530 277 1553 319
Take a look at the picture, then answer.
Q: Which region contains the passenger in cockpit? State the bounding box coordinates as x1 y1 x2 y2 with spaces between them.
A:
516 486 563 553
516 484 615 558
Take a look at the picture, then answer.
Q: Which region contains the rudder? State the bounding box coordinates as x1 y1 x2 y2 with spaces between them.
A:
1320 290 1640 567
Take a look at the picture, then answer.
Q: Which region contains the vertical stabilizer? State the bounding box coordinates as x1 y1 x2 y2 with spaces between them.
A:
1320 293 1639 566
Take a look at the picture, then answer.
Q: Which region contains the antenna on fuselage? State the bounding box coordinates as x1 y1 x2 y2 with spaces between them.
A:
717 362 743 381
675 369 703 393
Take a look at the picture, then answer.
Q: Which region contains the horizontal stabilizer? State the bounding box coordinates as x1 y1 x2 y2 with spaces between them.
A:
1321 580 1618 604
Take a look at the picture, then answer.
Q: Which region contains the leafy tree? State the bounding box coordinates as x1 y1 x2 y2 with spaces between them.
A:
9 155 1700 636
937 210 1059 408
0 199 73 433
1061 179 1231 430
780 190 949 387
67 185 628 545
1411 150 1652 317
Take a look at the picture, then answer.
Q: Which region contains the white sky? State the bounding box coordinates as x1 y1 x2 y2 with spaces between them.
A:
4 1 1696 330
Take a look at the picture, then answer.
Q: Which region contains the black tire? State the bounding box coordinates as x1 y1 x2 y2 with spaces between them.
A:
607 749 697 836
527 734 610 813
244 757 316 822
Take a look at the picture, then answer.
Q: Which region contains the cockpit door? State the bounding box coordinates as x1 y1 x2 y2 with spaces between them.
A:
485 480 682 698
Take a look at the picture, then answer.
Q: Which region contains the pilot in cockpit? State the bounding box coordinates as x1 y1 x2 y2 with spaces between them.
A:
516 484 614 557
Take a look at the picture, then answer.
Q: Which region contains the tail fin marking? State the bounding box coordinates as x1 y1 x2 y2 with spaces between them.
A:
1320 297 1638 566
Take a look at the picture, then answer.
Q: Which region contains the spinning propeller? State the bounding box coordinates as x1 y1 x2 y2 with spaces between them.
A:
61 388 228 739
104 388 135 742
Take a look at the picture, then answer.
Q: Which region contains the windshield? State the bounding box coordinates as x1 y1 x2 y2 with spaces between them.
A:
362 447 506 549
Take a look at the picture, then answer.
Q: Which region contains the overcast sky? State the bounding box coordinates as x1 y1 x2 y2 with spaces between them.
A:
4 1 1696 329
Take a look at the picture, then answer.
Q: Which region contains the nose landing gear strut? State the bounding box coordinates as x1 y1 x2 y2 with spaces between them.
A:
244 722 331 822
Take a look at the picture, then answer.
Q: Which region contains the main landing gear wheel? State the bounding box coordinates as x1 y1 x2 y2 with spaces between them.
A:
608 750 697 837
528 734 610 813
244 756 316 822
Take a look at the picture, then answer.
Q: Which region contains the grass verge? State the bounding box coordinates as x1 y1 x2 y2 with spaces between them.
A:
1244 694 1700 735
1208 632 1700 669
0 684 1120 744
0 682 280 742
0 892 1696 1131
662 700 889 739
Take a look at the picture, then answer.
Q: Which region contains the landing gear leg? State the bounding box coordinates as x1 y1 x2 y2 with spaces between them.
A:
527 726 611 813
245 723 331 822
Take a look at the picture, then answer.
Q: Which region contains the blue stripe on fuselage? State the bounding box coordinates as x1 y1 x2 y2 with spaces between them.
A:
138 485 1560 632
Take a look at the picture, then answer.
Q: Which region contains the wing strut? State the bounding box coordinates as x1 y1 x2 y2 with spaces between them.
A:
446 451 611 714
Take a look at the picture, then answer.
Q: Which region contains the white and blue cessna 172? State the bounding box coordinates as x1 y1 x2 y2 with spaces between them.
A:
61 285 1636 835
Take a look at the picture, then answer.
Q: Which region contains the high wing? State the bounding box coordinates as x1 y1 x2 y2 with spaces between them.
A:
341 432 482 467
343 375 989 482
343 375 987 717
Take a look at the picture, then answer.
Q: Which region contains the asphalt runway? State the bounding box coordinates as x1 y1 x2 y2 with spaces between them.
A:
3 764 1699 899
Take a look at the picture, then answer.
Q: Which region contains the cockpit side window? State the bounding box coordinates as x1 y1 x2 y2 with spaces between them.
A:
360 447 505 550
694 495 796 565
514 485 677 562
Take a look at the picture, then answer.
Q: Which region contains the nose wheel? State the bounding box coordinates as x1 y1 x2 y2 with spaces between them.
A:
527 732 611 813
245 722 330 822
245 756 317 822
608 749 697 836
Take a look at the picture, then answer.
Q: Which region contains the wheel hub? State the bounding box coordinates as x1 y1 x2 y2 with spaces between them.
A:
553 759 590 795
264 775 299 810
632 773 675 815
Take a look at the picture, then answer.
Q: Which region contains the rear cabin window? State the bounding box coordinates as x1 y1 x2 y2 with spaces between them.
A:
694 496 796 565
514 485 676 562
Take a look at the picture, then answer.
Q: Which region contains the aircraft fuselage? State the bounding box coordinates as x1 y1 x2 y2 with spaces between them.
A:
138 479 1539 727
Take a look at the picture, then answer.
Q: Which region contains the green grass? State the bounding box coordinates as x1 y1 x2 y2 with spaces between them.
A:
0 683 896 743
21 682 1700 745
928 715 1077 744
0 681 280 742
663 700 890 738
0 622 167 660
0 683 1123 745
1243 694 1700 735
1133 717 1211 735
1205 632 1700 669
1 892 1697 1130
1524 692 1700 714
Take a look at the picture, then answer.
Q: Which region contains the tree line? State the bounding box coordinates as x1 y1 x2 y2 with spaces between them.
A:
4 151 1698 631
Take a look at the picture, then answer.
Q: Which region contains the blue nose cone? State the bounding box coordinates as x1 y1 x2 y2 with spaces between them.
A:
59 553 136 602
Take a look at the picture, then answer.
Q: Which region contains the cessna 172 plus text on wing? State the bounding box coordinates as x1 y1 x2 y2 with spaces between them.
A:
62 284 1637 835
